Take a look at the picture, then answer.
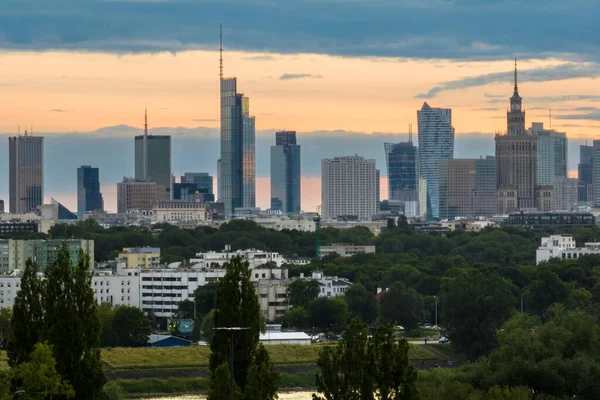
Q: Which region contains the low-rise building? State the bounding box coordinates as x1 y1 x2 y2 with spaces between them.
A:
153 200 207 223
189 248 289 269
294 271 352 297
320 244 376 258
506 212 596 231
254 217 316 232
536 235 600 264
0 239 94 272
92 271 141 308
119 247 161 268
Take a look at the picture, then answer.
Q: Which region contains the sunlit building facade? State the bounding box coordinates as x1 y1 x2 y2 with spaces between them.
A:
9 134 44 214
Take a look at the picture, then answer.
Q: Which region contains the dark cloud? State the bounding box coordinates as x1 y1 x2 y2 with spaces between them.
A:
50 108 71 112
1 0 600 61
244 55 277 61
556 112 600 121
416 63 600 98
280 73 323 81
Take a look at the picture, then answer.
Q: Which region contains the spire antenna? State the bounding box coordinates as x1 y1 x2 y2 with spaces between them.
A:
219 23 223 80
514 57 518 89
144 104 148 136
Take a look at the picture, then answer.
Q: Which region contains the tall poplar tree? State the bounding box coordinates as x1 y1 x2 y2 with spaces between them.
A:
45 244 106 399
7 258 45 367
209 256 264 397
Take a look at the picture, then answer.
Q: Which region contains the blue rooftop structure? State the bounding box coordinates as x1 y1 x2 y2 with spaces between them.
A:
148 334 192 347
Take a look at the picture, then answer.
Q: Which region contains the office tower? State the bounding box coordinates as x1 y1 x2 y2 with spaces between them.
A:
182 172 214 196
321 155 377 220
77 165 104 219
439 157 497 220
9 134 44 214
578 145 593 202
384 141 418 203
219 79 256 219
134 110 172 201
270 131 301 214
417 103 455 220
173 183 215 202
593 140 600 207
553 177 578 212
376 169 380 212
530 122 568 186
495 60 538 214
117 178 157 213
0 200 4 214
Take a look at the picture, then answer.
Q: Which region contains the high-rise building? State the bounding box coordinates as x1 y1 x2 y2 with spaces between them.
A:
219 78 256 219
270 131 301 214
77 165 104 219
321 156 377 221
134 110 172 201
117 178 157 213
593 140 600 207
552 177 578 212
172 183 215 203
578 145 593 202
530 122 567 186
181 173 214 196
496 60 538 214
439 157 497 220
9 134 44 214
0 200 4 214
417 103 455 220
384 142 418 203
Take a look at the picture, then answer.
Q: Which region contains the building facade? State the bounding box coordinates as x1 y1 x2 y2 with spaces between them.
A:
320 244 376 258
553 177 578 212
270 131 301 214
593 140 600 207
417 103 455 220
118 247 161 268
181 173 214 197
0 239 94 272
439 157 497 220
496 61 538 214
152 200 207 223
77 165 104 219
321 156 377 221
135 112 172 202
9 134 44 214
117 178 157 213
579 145 593 203
219 77 256 219
531 122 568 186
384 142 418 204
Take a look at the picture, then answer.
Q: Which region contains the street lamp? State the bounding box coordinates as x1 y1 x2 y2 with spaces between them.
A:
213 326 250 400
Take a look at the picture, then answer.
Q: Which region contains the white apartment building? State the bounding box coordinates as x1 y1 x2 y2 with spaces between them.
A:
536 235 600 264
0 276 21 308
189 248 289 269
92 271 141 308
321 156 377 221
294 271 352 297
255 269 290 321
320 243 376 258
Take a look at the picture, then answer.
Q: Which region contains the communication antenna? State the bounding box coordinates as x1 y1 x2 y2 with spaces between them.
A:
408 123 413 143
219 23 224 80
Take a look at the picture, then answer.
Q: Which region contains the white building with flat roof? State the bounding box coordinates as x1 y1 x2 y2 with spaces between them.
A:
536 235 600 264
294 271 352 298
92 271 141 308
320 243 376 258
189 248 289 269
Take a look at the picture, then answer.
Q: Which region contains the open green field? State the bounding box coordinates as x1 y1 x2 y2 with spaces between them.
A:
0 343 445 372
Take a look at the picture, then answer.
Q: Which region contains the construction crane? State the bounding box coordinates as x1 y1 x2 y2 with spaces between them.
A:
313 206 321 259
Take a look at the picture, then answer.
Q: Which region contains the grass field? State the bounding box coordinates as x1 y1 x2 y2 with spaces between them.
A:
0 343 446 372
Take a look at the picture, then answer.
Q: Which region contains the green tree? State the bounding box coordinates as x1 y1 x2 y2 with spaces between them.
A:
313 318 372 400
0 308 12 350
441 271 516 360
44 245 107 399
244 344 279 400
309 297 349 332
103 381 124 400
287 279 321 308
378 282 424 331
176 299 196 319
284 307 309 330
345 283 377 324
97 302 115 347
194 281 219 315
8 258 45 367
209 256 262 394
208 363 238 400
10 342 75 400
111 305 152 347
201 310 215 343
368 324 419 400
525 269 572 317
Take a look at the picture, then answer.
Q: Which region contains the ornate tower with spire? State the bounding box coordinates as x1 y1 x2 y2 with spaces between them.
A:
495 58 538 213
507 59 526 135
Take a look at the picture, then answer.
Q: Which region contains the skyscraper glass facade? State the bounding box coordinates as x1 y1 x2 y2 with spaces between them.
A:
270 131 301 214
384 142 418 203
578 145 593 202
182 172 214 196
77 165 104 219
417 102 454 220
220 77 256 218
9 135 44 214
135 135 172 201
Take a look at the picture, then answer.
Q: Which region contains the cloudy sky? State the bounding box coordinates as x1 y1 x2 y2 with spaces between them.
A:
0 0 598 212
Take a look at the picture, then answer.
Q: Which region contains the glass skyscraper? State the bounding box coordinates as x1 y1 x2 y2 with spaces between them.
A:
135 134 172 201
270 131 301 214
77 165 104 219
182 172 214 196
9 134 44 214
579 145 593 202
417 102 455 220
219 77 256 218
384 142 418 203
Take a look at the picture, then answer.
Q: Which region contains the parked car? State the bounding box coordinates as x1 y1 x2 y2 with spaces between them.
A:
438 336 448 343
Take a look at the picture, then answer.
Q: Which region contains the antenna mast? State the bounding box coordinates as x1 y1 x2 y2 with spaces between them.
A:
409 123 413 143
219 23 223 80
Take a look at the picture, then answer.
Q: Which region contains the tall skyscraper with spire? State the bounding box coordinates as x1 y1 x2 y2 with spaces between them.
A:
217 25 256 218
496 60 538 213
134 108 172 201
